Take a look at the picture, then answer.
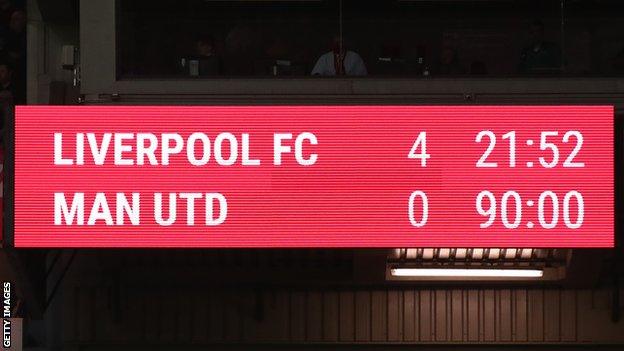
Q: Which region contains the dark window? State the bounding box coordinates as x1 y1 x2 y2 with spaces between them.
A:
117 0 624 78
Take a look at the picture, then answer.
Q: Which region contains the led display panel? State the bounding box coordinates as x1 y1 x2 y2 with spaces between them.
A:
14 106 613 247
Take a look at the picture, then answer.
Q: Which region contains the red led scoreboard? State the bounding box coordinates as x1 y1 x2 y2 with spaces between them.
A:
14 106 613 248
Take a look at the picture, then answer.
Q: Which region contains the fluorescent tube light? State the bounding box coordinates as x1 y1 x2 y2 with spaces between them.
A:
390 268 543 278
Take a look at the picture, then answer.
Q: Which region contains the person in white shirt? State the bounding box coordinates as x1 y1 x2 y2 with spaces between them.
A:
311 36 367 76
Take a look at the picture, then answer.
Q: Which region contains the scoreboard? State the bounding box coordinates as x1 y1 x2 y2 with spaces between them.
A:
13 106 613 248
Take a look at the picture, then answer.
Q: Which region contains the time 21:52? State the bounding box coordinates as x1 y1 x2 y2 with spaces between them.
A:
476 131 584 168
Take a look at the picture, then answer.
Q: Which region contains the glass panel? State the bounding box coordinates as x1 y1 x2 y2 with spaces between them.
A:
341 0 564 77
118 0 341 78
117 0 624 79
564 0 624 76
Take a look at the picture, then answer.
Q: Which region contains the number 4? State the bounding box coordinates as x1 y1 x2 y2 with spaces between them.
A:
408 132 431 167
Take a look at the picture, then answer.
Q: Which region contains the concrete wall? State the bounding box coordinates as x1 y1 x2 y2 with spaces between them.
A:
27 0 78 105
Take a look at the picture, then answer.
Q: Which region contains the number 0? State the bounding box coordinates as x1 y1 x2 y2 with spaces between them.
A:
408 191 429 227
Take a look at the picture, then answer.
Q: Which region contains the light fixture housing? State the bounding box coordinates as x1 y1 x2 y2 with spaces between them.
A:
390 267 543 278
386 248 566 281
